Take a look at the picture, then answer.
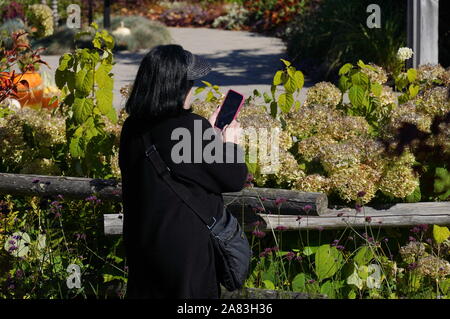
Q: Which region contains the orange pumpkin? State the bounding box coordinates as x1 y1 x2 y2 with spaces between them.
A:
15 72 43 109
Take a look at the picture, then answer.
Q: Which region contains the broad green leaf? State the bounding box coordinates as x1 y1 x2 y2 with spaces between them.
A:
351 72 369 87
348 85 367 108
75 69 94 96
105 107 118 124
320 280 337 298
408 84 419 98
73 97 94 123
58 54 73 71
315 244 343 281
277 93 294 113
339 63 353 75
292 273 306 292
338 75 351 92
370 83 383 97
201 80 212 87
354 246 373 266
4 231 31 258
433 225 450 244
293 71 304 90
284 77 296 93
407 68 417 82
273 71 283 86
96 88 113 115
95 63 113 89
405 185 421 203
347 268 363 290
263 280 275 290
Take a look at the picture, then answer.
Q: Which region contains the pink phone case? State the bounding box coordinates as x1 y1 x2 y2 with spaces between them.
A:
214 89 245 130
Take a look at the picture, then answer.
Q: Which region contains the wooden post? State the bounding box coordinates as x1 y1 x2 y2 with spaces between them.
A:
104 0 111 29
407 0 440 67
88 0 94 25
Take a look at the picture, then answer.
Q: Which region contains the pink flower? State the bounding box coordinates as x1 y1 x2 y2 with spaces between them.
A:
275 197 287 206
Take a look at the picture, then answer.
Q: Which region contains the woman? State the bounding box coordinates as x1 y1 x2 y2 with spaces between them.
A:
119 45 248 299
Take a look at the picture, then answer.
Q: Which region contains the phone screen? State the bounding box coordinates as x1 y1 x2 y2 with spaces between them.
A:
214 90 244 130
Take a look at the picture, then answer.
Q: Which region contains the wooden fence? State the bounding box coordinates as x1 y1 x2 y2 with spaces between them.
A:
1 173 450 236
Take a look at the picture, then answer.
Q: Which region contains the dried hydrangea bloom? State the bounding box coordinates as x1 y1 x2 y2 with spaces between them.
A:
383 102 433 138
320 142 361 173
111 149 121 179
294 174 331 194
329 164 381 203
378 164 419 199
191 100 218 119
272 150 305 187
0 116 27 167
102 109 128 147
414 87 450 117
416 255 450 278
324 115 370 141
20 158 61 176
397 47 414 61
304 82 342 109
379 85 397 107
297 134 337 162
360 63 388 85
120 84 133 99
399 241 427 264
417 64 447 87
348 136 386 171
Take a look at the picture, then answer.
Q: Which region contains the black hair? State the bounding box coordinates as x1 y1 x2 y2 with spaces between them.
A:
125 45 194 121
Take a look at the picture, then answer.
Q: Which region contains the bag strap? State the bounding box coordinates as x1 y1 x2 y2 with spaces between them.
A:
141 131 217 230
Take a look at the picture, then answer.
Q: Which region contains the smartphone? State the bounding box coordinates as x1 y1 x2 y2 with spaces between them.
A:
214 89 245 130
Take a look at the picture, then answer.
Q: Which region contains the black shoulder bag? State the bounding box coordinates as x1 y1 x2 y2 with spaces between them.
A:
141 132 252 292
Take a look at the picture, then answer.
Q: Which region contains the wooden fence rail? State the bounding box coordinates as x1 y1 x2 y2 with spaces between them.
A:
0 173 449 235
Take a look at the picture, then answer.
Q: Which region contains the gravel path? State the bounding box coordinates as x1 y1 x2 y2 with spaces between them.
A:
42 27 311 110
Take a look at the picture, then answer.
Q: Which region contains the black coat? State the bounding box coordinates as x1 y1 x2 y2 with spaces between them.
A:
118 109 248 299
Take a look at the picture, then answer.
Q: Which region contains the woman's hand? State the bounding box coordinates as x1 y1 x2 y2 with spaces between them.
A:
222 120 242 145
208 106 221 127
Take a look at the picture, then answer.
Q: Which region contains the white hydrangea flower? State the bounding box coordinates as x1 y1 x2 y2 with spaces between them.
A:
397 47 414 61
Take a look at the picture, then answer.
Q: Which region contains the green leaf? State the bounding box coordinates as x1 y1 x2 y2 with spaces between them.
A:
263 92 272 103
284 77 297 93
201 81 212 87
338 63 353 75
405 185 421 202
293 71 304 90
58 54 73 71
348 85 368 108
315 244 343 281
280 58 291 67
270 101 278 118
351 72 369 87
407 68 417 82
370 83 383 97
434 167 450 200
194 87 205 95
354 246 373 266
75 69 94 96
292 273 306 292
433 225 450 245
96 88 113 115
273 71 284 86
263 280 275 290
69 136 84 158
277 93 294 113
408 84 419 98
320 280 338 299
347 267 364 290
338 75 351 92
73 97 94 123
303 246 318 256
95 63 113 89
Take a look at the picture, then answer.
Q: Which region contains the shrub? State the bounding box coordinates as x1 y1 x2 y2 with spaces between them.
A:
0 1 24 21
212 3 250 30
26 4 54 38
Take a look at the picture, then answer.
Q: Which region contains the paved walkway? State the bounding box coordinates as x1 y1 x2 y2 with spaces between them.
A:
42 27 311 110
